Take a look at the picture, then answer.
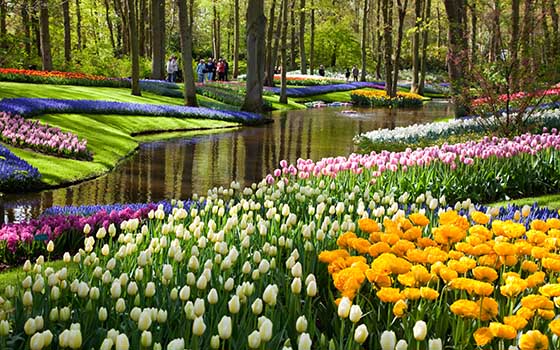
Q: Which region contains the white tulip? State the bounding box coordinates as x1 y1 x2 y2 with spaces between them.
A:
167 338 185 350
296 316 307 333
349 304 362 323
354 324 369 344
428 338 442 350
337 297 351 318
192 316 206 336
413 320 427 341
380 331 397 350
396 339 408 350
218 316 232 340
115 334 129 350
298 333 312 350
248 330 261 349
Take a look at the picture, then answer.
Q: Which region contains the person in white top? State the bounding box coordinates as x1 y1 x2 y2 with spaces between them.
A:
166 56 178 82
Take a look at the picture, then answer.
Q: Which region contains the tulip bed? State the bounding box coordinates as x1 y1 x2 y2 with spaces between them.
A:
0 144 41 192
266 82 386 98
0 112 92 160
0 68 129 88
272 74 345 86
350 89 425 108
355 106 560 153
0 98 268 126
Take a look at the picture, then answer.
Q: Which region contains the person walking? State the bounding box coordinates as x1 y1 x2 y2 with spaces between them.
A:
196 59 206 83
223 59 229 81
318 65 325 77
217 58 226 81
166 56 178 82
352 65 359 82
345 68 351 82
206 58 215 81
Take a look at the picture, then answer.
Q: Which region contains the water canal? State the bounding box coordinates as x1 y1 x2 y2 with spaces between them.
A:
2 101 454 223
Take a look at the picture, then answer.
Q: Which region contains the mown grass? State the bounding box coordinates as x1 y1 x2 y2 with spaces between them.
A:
489 193 560 209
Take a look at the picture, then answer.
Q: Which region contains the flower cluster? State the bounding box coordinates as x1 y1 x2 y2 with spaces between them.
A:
0 144 41 192
0 112 92 160
472 86 560 106
350 89 425 107
272 73 345 86
266 82 385 97
0 98 268 125
355 107 560 153
320 210 560 349
0 68 128 88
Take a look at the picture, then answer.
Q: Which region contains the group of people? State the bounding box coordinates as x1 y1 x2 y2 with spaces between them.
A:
345 65 360 82
196 58 229 83
165 56 230 83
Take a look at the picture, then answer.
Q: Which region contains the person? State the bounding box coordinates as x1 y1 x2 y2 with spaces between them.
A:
345 68 351 82
166 56 178 82
223 59 229 81
352 65 359 82
318 65 325 77
196 59 206 83
206 58 215 81
217 58 226 81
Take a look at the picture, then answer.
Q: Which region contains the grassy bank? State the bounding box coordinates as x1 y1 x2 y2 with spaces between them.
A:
489 193 560 209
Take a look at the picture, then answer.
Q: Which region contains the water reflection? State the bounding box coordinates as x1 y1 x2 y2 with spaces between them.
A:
1 102 453 222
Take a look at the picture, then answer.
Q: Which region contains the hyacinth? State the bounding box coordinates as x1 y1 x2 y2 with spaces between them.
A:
0 143 41 192
0 112 92 160
0 98 267 125
266 82 385 97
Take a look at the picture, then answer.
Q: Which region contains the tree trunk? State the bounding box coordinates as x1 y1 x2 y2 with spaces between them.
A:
309 0 315 74
39 0 53 70
299 0 307 74
382 0 393 96
550 0 559 55
510 0 520 90
360 0 368 81
104 0 117 53
436 4 441 48
489 0 502 62
117 0 129 54
0 0 6 45
178 0 197 106
272 1 283 75
541 0 550 64
375 0 382 79
469 1 476 69
76 0 83 50
290 0 297 70
139 0 146 57
127 0 141 95
411 0 423 93
265 0 277 86
151 0 165 79
443 0 469 117
520 0 534 68
418 0 430 93
242 0 266 113
22 0 32 56
31 5 41 57
391 0 408 96
233 0 240 78
280 0 288 103
62 0 72 63
212 1 221 59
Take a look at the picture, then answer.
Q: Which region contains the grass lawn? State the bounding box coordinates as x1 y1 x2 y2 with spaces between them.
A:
489 193 560 209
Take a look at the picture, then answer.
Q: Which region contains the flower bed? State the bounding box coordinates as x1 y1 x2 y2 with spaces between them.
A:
0 98 268 125
0 144 41 192
272 73 345 86
0 68 129 88
350 89 424 107
266 82 386 97
0 112 92 160
355 106 560 153
472 85 560 106
320 210 560 349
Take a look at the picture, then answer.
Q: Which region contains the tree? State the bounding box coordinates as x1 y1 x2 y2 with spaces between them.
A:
76 0 83 50
411 0 423 93
382 0 393 96
233 0 240 78
299 0 307 74
62 0 72 63
309 0 315 74
418 0 430 93
391 0 408 96
241 0 266 113
127 0 141 95
39 0 53 70
151 0 165 79
104 0 117 53
178 0 197 106
443 0 469 117
264 0 277 86
280 0 288 103
360 0 368 81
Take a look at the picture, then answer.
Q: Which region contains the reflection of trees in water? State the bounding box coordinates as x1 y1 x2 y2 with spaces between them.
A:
5 104 454 223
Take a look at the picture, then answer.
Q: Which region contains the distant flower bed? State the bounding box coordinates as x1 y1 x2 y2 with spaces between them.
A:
0 112 92 160
0 68 128 88
197 83 273 110
272 74 345 86
355 106 560 152
472 86 560 106
0 98 268 125
350 89 424 107
267 82 385 97
0 144 41 192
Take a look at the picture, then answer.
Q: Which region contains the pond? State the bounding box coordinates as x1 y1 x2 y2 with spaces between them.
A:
1 101 454 223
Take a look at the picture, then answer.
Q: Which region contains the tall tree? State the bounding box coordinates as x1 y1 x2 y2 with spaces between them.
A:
241 0 266 113
139 0 146 56
374 0 382 79
469 0 476 69
289 0 296 69
265 0 277 86
382 0 393 96
21 0 32 56
391 0 408 96
39 0 53 70
127 0 141 95
443 0 469 116
62 0 72 63
104 0 117 53
76 0 83 50
489 0 502 62
233 0 240 78
520 0 534 68
212 1 221 58
0 0 6 46
550 0 559 55
280 0 288 103
309 0 315 74
411 0 423 93
360 0 368 81
299 0 307 74
418 0 431 93
178 0 197 106
151 0 165 79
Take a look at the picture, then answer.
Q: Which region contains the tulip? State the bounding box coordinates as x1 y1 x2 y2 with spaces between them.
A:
291 278 302 294
145 282 156 297
68 329 82 349
306 281 317 297
0 320 9 336
98 307 108 322
354 324 369 344
167 338 185 350
396 339 408 350
193 316 206 336
258 317 273 342
337 297 351 318
30 332 44 350
296 316 307 333
218 316 232 340
162 264 173 280
46 240 54 253
428 339 442 350
228 295 240 314
380 331 397 350
413 320 427 341
138 310 152 331
23 291 33 307
194 298 205 317
251 298 263 315
298 333 312 350
24 318 36 335
210 335 220 349
263 284 278 306
100 338 114 350
157 310 167 323
141 331 152 347
349 304 362 323
115 334 130 350
208 288 218 304
248 330 261 349
115 298 126 313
